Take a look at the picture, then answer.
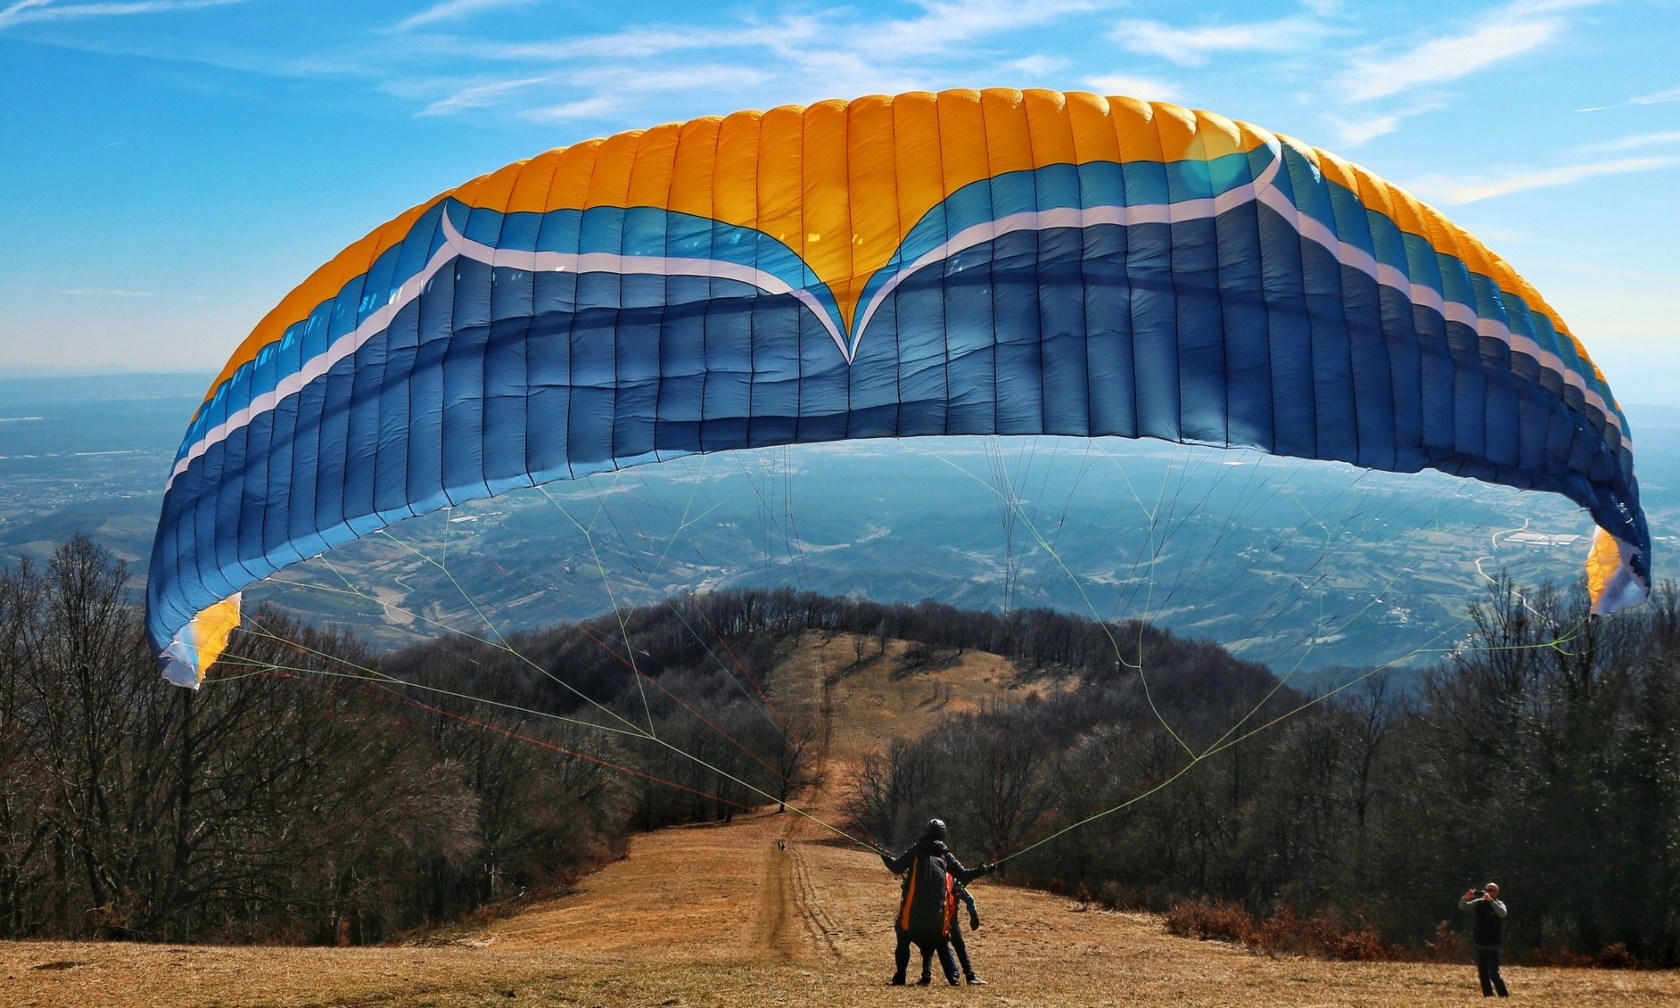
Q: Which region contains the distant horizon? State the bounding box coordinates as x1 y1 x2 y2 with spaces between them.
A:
0 366 214 378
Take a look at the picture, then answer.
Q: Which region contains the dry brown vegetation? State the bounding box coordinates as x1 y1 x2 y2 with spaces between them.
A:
6 807 1680 1008
6 628 1679 1007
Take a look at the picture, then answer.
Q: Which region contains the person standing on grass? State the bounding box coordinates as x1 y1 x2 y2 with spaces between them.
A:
947 877 986 985
879 818 994 985
1459 882 1509 997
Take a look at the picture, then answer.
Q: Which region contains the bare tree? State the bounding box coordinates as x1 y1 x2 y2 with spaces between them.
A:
845 739 931 849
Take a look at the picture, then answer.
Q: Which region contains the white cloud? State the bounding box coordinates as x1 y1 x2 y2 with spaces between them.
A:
1112 16 1321 67
1328 114 1400 147
1579 86 1680 112
0 0 244 30
422 62 771 122
419 73 557 116
0 0 52 29
1084 73 1179 102
55 288 207 300
1631 85 1680 106
1003 54 1067 78
439 1 1089 69
1578 130 1680 154
395 0 538 33
612 66 768 95
396 1 1117 122
415 16 826 64
864 0 1098 61
1409 153 1680 204
518 94 623 124
20 0 1112 126
1337 0 1598 103
421 61 773 120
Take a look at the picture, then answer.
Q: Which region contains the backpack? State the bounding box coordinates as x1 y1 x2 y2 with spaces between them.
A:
897 849 956 944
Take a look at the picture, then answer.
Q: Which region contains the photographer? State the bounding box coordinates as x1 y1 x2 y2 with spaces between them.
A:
1458 883 1509 997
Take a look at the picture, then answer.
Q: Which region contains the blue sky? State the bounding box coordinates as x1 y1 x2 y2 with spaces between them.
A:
2 0 1677 406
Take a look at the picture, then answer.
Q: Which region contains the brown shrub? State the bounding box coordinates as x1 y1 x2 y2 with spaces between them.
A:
1254 905 1301 953
1159 897 1649 969
1163 900 1256 945
1316 916 1389 961
1164 901 1388 960
1074 882 1095 911
1424 920 1467 963
1530 945 1594 968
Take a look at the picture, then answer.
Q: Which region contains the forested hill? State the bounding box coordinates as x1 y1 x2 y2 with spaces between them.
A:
379 587 1298 747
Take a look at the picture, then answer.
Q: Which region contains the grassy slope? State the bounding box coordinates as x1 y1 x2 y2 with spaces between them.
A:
5 634 1677 1007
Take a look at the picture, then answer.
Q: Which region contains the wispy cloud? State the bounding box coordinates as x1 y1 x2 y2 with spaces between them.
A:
414 17 825 65
519 94 623 124
1629 85 1680 107
430 1 1089 67
58 287 159 297
1002 54 1067 78
0 0 244 30
56 287 205 300
1338 0 1597 104
1328 113 1401 147
7 0 1121 129
415 35 787 119
861 0 1098 61
417 73 556 116
1409 153 1680 204
1111 16 1322 67
1578 130 1680 154
1578 85 1680 113
390 1 1118 124
1085 73 1179 102
417 60 773 119
395 0 538 33
0 0 52 29
603 66 769 96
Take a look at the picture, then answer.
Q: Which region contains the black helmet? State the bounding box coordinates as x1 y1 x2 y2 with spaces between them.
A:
924 818 948 840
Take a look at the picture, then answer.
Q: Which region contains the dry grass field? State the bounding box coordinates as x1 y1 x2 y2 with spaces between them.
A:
6 636 1677 1007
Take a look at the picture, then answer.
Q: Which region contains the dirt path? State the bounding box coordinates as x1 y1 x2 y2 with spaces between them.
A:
475 797 862 965
751 815 837 960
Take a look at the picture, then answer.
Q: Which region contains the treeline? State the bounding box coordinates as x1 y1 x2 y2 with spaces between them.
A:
0 537 626 943
0 545 1313 944
0 541 937 942
843 577 1680 966
378 597 829 831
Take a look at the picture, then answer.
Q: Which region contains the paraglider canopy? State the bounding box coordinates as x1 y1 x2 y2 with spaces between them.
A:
146 88 1650 687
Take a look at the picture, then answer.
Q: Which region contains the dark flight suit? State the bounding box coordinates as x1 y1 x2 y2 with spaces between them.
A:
881 837 989 984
